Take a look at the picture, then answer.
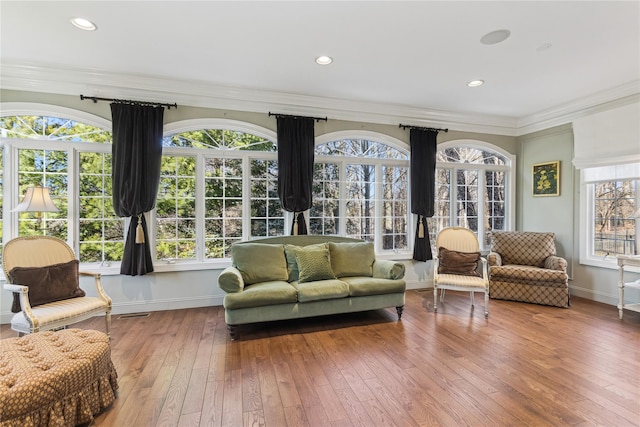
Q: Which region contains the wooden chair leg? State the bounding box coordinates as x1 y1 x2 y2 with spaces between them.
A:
105 312 112 339
484 291 489 318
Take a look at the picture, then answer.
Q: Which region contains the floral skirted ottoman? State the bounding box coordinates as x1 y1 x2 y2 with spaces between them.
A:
0 328 118 427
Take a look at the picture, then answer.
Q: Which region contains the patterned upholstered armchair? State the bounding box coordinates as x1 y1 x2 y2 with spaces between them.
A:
488 231 570 308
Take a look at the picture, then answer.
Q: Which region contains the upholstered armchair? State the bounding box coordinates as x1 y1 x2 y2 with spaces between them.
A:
488 231 569 308
434 227 489 317
3 236 112 336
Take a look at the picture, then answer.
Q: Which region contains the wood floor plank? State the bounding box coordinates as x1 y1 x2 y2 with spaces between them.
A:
256 357 288 427
4 291 639 427
332 387 376 427
240 340 264 413
200 380 224 427
221 368 244 427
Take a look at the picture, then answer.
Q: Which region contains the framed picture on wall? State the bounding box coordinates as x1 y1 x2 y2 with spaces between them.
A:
532 161 560 196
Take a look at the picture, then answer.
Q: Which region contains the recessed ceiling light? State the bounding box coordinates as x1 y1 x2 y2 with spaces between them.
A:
536 43 552 52
480 29 510 45
467 80 484 87
315 55 333 65
70 17 97 31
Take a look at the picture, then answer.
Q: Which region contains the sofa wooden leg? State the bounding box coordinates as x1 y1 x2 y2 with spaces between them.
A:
227 324 238 340
396 306 404 320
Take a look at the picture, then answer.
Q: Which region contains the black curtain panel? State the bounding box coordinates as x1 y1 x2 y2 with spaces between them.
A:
410 128 438 261
276 116 315 235
111 103 164 275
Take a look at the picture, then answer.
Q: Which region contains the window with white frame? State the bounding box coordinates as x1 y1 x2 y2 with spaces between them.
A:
312 136 410 253
161 126 281 261
0 115 281 268
0 114 120 265
427 142 512 252
2 111 515 270
581 163 639 266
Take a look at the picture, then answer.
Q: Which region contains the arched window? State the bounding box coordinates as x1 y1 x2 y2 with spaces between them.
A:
0 112 121 265
427 141 514 251
314 132 410 253
162 121 279 261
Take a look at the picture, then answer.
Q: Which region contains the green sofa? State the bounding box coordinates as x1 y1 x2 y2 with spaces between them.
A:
217 236 406 339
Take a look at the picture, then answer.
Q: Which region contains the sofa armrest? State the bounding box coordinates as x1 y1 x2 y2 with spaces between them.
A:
544 255 567 272
487 252 502 267
218 267 246 293
372 260 405 280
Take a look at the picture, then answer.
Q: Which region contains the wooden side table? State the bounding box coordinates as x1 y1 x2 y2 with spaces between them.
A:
617 255 640 319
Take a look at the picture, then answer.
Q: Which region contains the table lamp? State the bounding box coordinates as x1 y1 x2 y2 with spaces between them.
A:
12 186 59 230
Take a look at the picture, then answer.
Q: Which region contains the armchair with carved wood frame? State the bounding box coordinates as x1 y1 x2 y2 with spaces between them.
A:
2 236 112 336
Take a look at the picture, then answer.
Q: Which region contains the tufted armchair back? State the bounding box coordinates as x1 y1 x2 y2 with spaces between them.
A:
490 231 557 267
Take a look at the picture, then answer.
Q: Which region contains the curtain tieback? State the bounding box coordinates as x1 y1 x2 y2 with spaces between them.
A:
135 214 145 244
293 212 299 236
418 215 424 238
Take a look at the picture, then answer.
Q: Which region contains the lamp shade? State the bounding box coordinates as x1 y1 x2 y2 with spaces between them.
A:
12 186 59 213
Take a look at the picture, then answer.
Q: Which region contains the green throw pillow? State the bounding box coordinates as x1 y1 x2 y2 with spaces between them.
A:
295 247 336 283
231 243 288 285
284 243 327 282
328 241 375 277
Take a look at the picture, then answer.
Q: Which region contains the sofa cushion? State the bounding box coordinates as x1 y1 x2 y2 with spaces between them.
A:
491 232 556 267
328 242 375 278
9 260 85 313
296 246 337 283
231 243 288 285
223 281 298 309
293 279 349 302
437 247 481 277
340 277 406 296
373 260 406 280
284 243 327 282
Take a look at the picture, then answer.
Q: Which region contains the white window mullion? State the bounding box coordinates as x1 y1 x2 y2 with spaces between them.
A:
477 169 486 250
5 142 18 241
338 160 347 236
67 146 78 252
195 152 205 261
242 154 252 239
374 164 383 253
451 166 458 226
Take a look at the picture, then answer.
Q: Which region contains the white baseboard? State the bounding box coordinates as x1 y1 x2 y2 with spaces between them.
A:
1 295 226 325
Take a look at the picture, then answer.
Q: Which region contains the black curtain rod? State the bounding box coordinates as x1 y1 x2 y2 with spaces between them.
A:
80 95 178 110
268 112 327 122
399 123 448 133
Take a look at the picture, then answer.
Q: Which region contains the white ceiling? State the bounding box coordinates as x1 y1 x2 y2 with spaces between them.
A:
1 1 639 133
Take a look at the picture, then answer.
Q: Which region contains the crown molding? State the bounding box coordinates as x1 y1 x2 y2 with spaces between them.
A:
0 62 519 135
1 62 637 137
516 81 640 135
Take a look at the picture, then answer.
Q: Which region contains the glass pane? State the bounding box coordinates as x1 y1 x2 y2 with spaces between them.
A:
437 146 507 165
316 139 408 160
593 180 637 256
163 129 276 151
0 115 111 142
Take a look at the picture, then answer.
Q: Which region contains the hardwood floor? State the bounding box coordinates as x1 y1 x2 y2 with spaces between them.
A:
2 290 639 426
